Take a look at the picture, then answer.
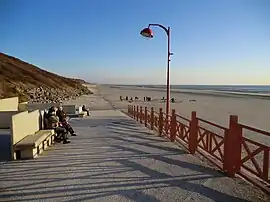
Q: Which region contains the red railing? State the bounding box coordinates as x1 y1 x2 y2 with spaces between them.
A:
175 113 190 146
238 124 270 185
127 105 270 193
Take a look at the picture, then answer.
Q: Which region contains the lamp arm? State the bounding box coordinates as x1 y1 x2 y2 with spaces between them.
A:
148 24 169 36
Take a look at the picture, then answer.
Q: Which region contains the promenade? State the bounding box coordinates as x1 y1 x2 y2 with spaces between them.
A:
0 109 268 202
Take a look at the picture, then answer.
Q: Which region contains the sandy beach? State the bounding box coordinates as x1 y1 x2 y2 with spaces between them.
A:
96 85 270 146
64 84 270 146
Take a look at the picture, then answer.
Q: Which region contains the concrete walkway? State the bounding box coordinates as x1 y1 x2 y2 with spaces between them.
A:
0 110 268 202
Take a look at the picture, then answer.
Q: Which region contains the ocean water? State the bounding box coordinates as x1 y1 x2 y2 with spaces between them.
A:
138 85 270 94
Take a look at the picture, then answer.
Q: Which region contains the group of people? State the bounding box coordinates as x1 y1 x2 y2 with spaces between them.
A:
120 95 176 103
119 96 141 102
161 97 175 103
44 106 77 144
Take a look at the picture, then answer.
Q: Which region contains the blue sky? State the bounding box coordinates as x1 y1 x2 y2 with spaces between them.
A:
1 0 270 85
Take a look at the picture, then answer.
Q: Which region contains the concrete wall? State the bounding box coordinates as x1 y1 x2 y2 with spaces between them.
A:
0 111 18 129
11 110 40 145
18 102 28 111
0 97 19 111
27 103 60 111
63 105 76 114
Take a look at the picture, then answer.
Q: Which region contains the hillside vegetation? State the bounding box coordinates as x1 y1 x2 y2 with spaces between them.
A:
0 52 92 103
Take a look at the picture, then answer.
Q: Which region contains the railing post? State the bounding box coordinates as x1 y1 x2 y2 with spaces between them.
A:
224 115 242 177
158 108 163 136
133 105 136 119
150 107 154 130
170 109 176 142
144 107 147 127
165 114 169 136
136 106 139 121
189 111 198 154
140 106 143 123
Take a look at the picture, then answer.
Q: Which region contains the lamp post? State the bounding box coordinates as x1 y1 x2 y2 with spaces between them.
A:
140 24 173 118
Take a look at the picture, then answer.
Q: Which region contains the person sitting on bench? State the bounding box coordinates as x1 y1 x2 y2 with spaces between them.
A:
56 106 77 136
47 108 70 144
82 105 90 116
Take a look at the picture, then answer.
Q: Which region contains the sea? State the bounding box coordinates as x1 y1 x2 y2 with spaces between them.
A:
131 85 270 94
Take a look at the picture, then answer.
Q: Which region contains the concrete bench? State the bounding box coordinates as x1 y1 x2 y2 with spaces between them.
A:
0 97 19 111
14 129 55 160
27 104 82 118
63 105 77 116
78 106 90 117
10 110 56 160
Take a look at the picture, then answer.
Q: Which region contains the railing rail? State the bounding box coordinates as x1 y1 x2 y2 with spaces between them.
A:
127 104 270 194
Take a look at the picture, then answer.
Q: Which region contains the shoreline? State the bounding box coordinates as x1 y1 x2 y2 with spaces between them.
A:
110 85 270 100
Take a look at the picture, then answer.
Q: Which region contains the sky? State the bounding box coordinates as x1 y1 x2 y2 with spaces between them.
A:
1 0 270 85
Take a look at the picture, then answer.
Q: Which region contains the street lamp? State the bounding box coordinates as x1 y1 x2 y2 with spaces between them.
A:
140 24 173 118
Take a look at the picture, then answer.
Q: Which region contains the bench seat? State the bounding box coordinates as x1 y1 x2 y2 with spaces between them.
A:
15 129 55 160
79 111 88 117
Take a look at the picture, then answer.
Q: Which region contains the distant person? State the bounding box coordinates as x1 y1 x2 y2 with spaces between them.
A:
144 97 145 101
82 105 90 116
126 96 128 100
57 106 77 136
47 109 70 144
171 98 175 103
120 96 122 101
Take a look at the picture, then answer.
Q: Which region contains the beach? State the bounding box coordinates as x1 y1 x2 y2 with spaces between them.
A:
63 84 270 146
96 85 270 145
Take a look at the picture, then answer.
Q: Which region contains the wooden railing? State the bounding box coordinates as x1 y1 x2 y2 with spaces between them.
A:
127 105 270 193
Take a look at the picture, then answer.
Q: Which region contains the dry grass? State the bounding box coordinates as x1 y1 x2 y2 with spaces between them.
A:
0 52 90 102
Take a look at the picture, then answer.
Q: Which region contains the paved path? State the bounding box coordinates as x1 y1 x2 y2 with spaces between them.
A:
0 110 268 202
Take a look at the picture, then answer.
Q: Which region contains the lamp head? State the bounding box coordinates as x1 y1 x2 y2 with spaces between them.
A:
140 27 153 38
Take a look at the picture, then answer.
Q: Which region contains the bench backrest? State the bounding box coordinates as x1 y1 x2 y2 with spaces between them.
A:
11 110 40 145
0 97 18 111
63 105 76 114
0 111 19 129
